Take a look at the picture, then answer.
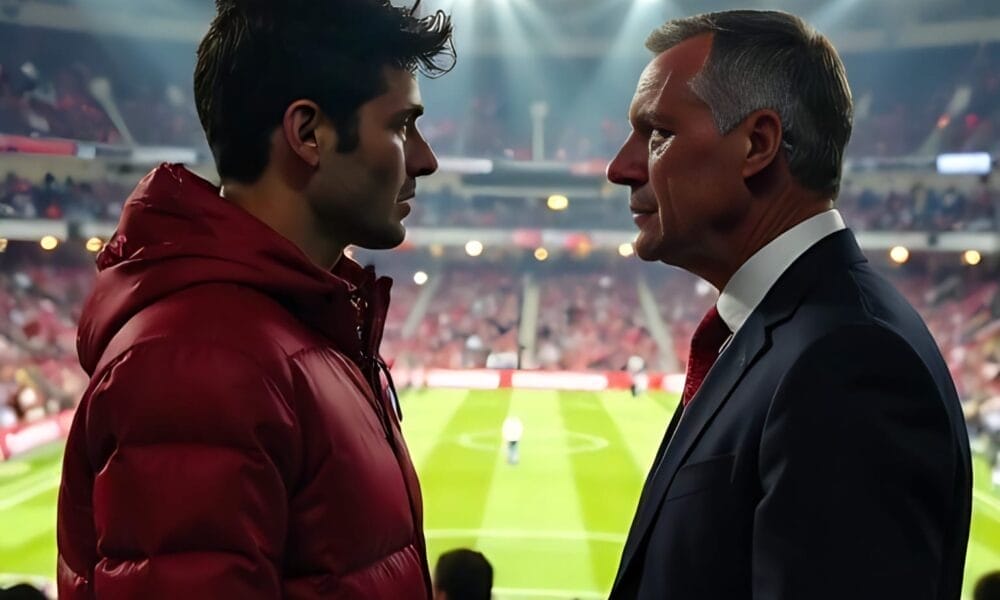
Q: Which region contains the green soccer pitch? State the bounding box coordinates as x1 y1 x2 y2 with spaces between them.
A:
1 388 998 599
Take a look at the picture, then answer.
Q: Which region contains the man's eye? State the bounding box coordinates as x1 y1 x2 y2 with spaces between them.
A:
652 128 673 139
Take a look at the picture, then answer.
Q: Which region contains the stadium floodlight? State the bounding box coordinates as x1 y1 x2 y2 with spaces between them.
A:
414 271 430 285
547 194 569 211
936 153 992 175
0 238 7 253
85 237 104 253
534 247 549 261
618 243 635 257
465 240 484 257
889 246 910 265
40 236 59 251
963 250 982 266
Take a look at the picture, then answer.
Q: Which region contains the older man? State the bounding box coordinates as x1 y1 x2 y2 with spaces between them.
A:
607 10 971 600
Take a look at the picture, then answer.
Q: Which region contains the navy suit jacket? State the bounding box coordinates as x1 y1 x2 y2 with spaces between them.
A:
610 229 972 600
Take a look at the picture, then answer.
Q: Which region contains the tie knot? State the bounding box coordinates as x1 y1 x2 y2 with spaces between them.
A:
682 306 731 407
691 306 730 356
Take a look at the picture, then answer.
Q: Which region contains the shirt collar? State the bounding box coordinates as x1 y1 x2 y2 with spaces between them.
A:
717 209 846 334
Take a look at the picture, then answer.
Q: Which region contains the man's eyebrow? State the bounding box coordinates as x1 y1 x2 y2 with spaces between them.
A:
632 108 657 126
393 105 425 121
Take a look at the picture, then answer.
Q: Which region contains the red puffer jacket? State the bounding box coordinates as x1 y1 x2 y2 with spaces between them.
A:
57 164 430 599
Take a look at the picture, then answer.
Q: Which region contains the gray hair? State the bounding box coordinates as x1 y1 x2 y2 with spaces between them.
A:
646 10 853 197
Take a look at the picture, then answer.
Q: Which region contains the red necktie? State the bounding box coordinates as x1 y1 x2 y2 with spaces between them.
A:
681 306 731 406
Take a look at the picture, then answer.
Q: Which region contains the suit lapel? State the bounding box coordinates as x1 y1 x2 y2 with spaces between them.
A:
630 398 685 515
612 317 769 592
612 230 868 595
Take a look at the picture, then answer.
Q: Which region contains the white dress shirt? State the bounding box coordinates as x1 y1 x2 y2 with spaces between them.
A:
717 209 847 335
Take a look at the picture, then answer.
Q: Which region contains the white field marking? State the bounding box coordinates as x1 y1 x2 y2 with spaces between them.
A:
0 461 31 478
425 529 625 544
0 465 60 497
493 588 605 599
0 574 53 586
974 489 1000 515
0 472 60 511
455 431 609 455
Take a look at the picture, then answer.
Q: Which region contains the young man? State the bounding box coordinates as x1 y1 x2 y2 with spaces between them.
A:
607 10 971 600
56 1 454 598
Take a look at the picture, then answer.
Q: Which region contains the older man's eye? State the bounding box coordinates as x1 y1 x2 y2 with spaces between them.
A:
649 129 673 151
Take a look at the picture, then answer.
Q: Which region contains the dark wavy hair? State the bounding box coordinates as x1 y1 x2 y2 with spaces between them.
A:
194 0 455 183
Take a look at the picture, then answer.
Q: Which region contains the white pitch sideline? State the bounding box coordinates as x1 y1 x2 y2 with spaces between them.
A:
425 528 625 544
494 587 605 599
0 473 60 511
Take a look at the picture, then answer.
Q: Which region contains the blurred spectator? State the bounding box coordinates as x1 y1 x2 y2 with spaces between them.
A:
0 583 47 600
433 548 493 600
976 572 1000 600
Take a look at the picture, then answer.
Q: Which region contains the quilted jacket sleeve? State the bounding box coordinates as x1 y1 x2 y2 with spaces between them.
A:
75 339 300 599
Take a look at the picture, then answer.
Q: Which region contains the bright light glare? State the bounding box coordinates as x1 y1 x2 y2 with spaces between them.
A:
465 240 484 257
963 250 982 266
534 247 549 261
414 271 429 285
40 236 59 251
618 243 635 257
547 195 569 211
86 237 104 253
889 246 910 264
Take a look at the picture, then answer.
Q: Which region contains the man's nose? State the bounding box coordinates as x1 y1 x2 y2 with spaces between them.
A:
407 132 439 178
607 134 648 188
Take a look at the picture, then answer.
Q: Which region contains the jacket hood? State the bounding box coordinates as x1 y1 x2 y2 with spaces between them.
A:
77 163 391 375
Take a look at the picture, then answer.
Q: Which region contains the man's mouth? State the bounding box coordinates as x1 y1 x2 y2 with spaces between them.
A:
397 182 416 202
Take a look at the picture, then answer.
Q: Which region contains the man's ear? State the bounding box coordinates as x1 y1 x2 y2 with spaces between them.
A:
740 109 783 180
282 100 334 168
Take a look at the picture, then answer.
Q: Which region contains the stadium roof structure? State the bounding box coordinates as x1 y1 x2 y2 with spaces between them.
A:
1 0 999 54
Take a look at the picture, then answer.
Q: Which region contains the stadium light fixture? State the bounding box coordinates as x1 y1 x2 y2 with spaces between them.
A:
936 152 992 175
40 236 59 251
889 246 910 265
534 247 549 261
465 240 484 257
413 271 429 286
547 194 569 211
618 243 635 257
85 237 104 253
963 250 982 266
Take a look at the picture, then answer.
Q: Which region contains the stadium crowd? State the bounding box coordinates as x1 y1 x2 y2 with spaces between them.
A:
3 170 998 234
0 266 88 429
1 253 996 452
0 23 204 147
